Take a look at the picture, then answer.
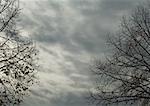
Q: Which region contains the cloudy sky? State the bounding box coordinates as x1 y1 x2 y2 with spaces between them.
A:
18 0 146 106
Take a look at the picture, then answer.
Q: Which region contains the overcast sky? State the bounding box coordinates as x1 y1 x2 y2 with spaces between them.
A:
19 0 146 106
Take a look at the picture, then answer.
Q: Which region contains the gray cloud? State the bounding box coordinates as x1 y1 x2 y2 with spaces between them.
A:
19 0 148 106
20 0 107 54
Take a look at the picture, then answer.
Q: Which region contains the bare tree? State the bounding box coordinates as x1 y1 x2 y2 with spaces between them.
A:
0 0 37 105
90 2 150 106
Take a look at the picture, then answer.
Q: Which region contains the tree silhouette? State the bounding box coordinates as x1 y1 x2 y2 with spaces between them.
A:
90 2 150 106
0 0 37 105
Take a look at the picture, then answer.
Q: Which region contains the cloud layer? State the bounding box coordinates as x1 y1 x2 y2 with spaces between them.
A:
19 0 147 106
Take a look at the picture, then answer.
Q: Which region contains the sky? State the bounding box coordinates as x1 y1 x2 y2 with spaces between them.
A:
18 0 146 106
